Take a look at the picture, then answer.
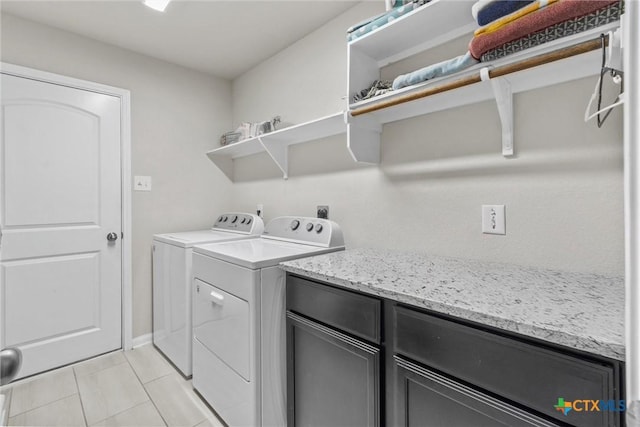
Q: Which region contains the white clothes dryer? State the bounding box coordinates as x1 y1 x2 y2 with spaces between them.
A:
152 213 263 377
192 216 344 427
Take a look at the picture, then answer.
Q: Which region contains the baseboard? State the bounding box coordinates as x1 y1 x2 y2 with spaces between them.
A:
132 333 152 348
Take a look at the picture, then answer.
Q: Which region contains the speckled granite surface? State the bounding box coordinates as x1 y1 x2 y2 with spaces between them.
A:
280 248 625 361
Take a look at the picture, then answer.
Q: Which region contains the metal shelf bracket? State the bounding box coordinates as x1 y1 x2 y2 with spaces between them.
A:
481 67 514 157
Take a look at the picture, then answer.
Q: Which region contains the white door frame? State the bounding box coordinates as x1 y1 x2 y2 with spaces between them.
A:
1 62 134 351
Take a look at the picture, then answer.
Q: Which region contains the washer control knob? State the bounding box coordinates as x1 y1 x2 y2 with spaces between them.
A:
241 218 246 224
231 215 238 223
315 223 323 233
222 216 228 222
306 223 314 232
246 218 252 225
290 220 300 230
217 216 223 222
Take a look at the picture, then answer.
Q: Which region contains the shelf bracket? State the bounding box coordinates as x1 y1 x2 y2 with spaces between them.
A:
345 111 382 164
259 137 289 179
481 67 514 157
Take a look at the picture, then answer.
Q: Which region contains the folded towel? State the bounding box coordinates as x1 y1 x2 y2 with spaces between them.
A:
392 51 479 90
469 0 618 59
347 0 429 42
480 0 622 62
472 0 495 19
473 0 537 26
474 0 558 36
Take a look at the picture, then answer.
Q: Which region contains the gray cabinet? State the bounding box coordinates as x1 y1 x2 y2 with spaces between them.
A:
286 276 382 427
393 356 558 426
392 305 621 427
286 312 380 427
286 274 624 427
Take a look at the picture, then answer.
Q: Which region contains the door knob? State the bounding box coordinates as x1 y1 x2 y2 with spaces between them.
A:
107 232 118 241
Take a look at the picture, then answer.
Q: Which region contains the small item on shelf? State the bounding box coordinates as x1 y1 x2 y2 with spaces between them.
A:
472 0 536 26
353 80 393 102
347 0 430 42
469 0 619 60
220 131 242 146
221 116 283 146
392 51 479 90
256 116 282 136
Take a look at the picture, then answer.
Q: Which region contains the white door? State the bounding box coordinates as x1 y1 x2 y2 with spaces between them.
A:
0 73 122 379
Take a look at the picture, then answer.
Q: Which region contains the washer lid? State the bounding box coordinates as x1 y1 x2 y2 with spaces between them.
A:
193 238 344 269
153 229 258 248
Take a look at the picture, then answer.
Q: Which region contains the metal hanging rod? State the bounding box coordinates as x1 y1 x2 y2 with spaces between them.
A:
350 36 607 118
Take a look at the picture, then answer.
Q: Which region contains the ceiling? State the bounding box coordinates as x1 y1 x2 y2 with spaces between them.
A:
0 0 360 79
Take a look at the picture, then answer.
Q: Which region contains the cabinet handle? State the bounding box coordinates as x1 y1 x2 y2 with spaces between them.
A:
209 291 225 306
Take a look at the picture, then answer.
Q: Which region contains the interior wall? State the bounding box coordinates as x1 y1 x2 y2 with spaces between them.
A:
231 2 624 276
1 13 233 339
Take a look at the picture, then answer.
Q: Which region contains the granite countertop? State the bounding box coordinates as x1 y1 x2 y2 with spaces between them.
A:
280 248 625 361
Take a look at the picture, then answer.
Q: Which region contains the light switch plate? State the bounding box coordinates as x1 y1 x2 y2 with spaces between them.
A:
134 176 152 191
482 205 506 235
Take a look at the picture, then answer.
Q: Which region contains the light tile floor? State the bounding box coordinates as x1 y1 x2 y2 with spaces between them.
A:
1 344 225 427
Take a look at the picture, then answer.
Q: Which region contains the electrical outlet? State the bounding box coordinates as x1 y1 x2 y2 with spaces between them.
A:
317 205 329 219
134 176 152 191
257 204 264 218
482 205 506 235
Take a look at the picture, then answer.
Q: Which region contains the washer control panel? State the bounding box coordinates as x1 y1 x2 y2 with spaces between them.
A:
213 213 264 234
264 216 344 247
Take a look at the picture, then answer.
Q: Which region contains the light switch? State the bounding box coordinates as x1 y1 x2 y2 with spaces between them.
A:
134 176 152 191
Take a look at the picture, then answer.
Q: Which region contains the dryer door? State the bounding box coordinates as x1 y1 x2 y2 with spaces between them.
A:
193 279 250 380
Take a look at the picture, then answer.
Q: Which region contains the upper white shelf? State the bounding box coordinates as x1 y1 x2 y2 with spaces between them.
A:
207 112 346 180
346 21 621 162
350 22 619 122
348 0 476 66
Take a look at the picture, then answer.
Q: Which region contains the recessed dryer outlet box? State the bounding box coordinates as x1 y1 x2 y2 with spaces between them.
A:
482 205 506 235
317 205 329 219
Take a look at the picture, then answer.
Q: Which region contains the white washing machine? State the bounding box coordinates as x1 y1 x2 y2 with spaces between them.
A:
152 213 264 377
192 216 345 427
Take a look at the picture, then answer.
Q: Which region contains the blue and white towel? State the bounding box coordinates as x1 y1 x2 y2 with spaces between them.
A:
392 51 479 90
347 0 428 42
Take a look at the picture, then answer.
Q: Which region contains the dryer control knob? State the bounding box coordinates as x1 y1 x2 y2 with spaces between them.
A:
306 223 314 232
290 220 300 230
231 215 238 223
241 218 246 224
315 223 323 233
246 218 252 225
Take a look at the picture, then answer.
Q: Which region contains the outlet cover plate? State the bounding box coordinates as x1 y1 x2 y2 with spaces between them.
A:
482 205 505 235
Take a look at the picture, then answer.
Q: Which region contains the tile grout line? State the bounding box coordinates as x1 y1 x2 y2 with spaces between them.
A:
8 393 82 423
72 367 89 427
6 370 79 419
124 348 169 427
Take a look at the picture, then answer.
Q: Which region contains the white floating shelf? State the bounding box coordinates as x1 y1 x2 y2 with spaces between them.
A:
347 22 620 162
348 0 476 66
207 112 346 180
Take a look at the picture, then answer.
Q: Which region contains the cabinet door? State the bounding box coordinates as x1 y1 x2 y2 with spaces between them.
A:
394 356 559 427
287 312 380 427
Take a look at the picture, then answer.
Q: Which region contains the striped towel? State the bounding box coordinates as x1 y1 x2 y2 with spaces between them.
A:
474 0 558 36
